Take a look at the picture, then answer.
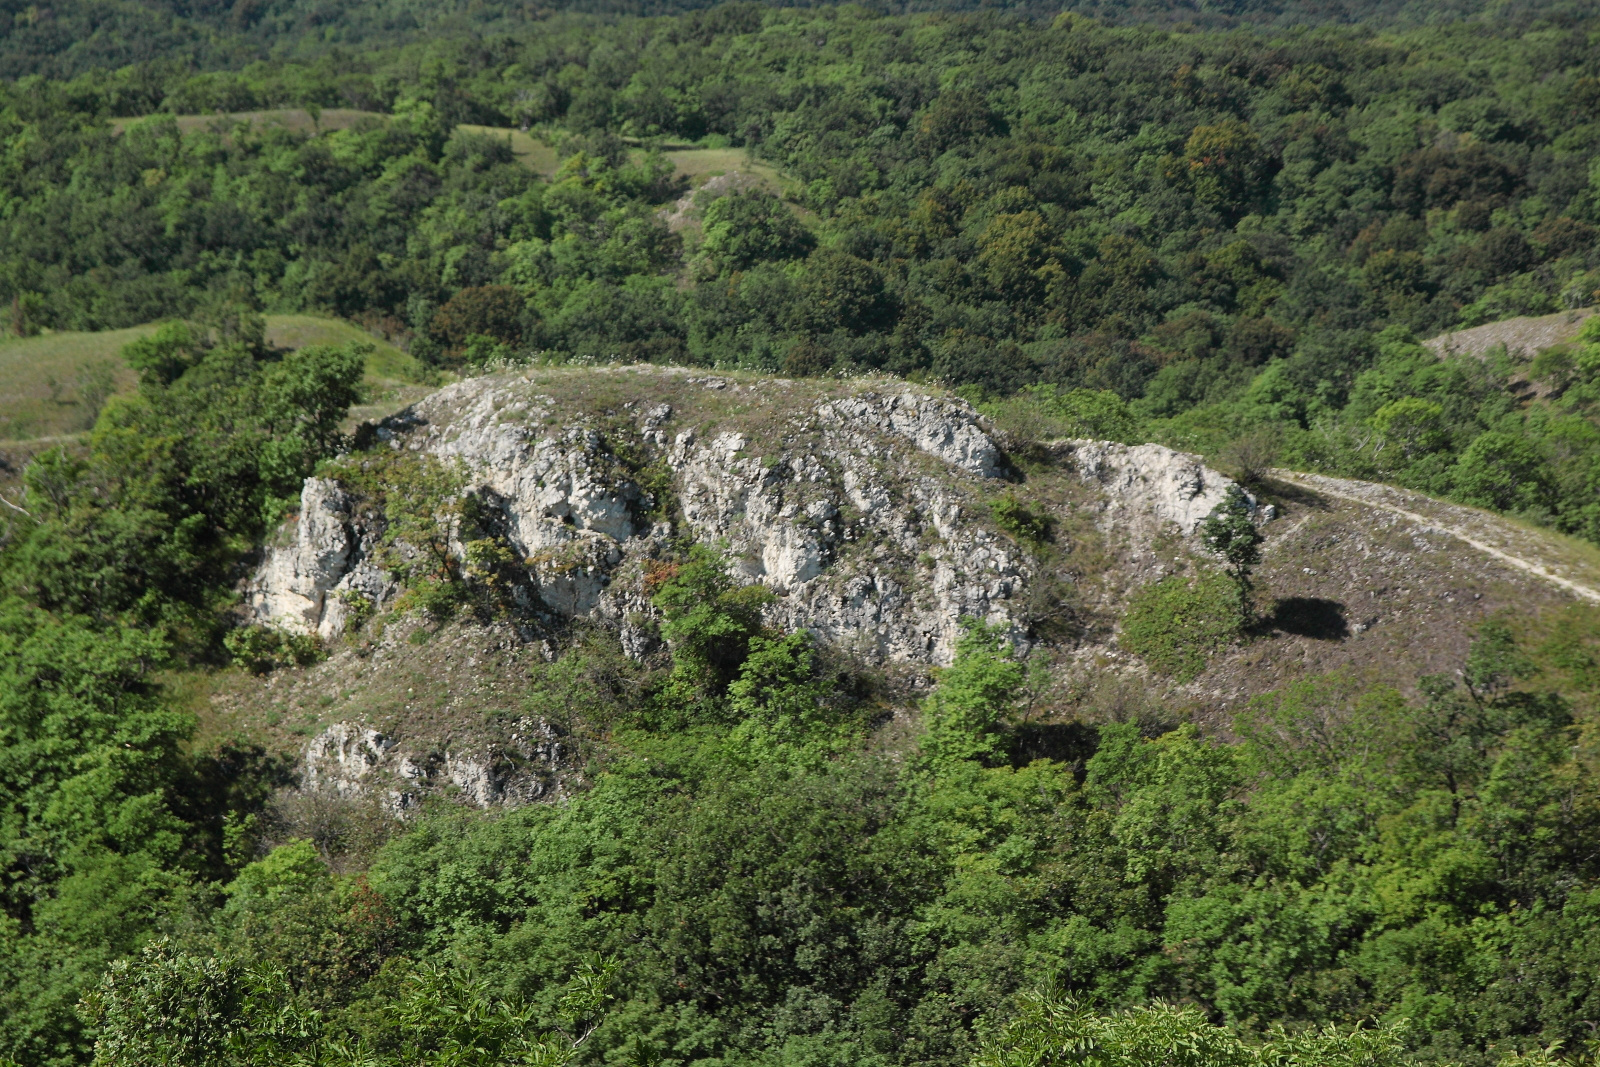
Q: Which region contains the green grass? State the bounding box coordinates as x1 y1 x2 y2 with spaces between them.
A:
663 146 785 192
461 125 786 190
118 111 789 190
0 326 149 440
456 124 564 175
0 314 432 444
261 313 426 384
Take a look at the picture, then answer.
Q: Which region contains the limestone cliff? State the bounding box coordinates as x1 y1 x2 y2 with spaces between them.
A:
249 368 1245 668
225 366 1600 819
236 367 1276 815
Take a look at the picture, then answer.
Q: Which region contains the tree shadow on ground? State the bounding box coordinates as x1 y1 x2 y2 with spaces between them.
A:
1263 596 1349 640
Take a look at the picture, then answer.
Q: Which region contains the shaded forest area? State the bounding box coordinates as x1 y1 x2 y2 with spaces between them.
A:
3 0 1591 81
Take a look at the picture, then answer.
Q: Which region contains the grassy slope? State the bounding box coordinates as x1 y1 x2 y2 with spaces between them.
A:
0 314 432 445
456 124 565 175
0 325 149 441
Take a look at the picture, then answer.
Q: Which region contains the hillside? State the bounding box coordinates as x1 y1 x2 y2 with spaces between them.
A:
5 326 1600 1066
85 363 1581 1067
6 2 1600 1064
193 366 1600 808
10 4 1600 564
106 111 789 191
1424 308 1598 363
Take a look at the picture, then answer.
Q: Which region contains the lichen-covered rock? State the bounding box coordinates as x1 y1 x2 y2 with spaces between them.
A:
300 718 565 813
250 373 1026 664
300 722 394 799
248 371 1274 815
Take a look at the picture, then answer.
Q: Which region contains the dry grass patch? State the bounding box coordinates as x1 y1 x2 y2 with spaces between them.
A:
1424 307 1595 361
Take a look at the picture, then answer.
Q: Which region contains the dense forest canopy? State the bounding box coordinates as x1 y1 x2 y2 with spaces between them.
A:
2 0 1589 81
6 2 1600 540
4 1 1600 1066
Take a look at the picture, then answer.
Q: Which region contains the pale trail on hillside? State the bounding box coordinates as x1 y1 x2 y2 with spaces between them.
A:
1271 469 1600 605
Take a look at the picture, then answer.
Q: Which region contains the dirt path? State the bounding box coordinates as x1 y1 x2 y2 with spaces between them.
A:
1269 469 1600 606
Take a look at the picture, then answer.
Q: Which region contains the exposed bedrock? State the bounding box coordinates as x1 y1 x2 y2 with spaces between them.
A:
249 373 1247 666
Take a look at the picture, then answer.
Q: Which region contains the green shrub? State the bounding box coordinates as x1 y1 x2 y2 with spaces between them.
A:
989 496 1052 546
81 939 617 1067
1024 385 1144 443
1198 486 1264 621
325 451 524 624
1118 569 1245 681
700 190 815 272
921 619 1025 768
224 625 324 674
975 989 1411 1067
649 544 775 716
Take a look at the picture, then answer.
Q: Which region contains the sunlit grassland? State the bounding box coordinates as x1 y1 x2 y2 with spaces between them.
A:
0 314 431 444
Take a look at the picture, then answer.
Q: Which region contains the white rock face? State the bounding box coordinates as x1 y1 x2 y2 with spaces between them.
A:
301 722 395 799
816 393 1004 478
247 478 394 641
247 479 354 637
1068 440 1253 535
249 373 1245 666
663 405 1023 662
300 718 565 812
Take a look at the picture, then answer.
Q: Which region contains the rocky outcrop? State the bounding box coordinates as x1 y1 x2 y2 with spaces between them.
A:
249 370 1248 666
300 718 565 812
247 479 394 641
1068 440 1258 535
815 392 1004 478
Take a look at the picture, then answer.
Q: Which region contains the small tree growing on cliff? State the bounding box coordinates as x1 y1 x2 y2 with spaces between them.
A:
1199 486 1263 622
920 619 1024 769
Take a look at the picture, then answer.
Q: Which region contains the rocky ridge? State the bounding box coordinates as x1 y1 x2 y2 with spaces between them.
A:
238 368 1600 817
247 368 1255 811
251 369 1247 668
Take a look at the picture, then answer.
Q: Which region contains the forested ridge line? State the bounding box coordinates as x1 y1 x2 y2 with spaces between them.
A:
5 2 1600 548
1 0 1586 82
